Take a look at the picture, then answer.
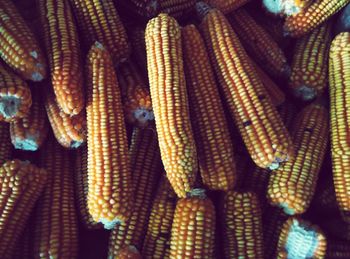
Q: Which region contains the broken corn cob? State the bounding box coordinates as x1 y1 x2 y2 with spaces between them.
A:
38 0 84 115
222 191 264 258
69 0 130 64
10 90 48 151
0 62 32 122
284 0 350 37
289 21 332 101
0 160 47 258
276 218 327 258
170 189 216 258
229 8 289 77
117 61 154 128
142 176 177 259
182 24 236 191
197 4 294 170
33 138 79 259
45 88 86 149
268 101 329 215
145 13 198 197
86 42 133 229
0 0 47 81
205 0 250 13
108 128 161 257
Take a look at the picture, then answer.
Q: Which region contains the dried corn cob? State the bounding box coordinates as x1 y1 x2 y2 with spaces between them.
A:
108 128 161 257
222 191 264 259
117 0 158 19
45 88 86 149
0 62 32 122
158 0 197 18
86 42 133 228
268 101 329 215
276 218 327 258
205 0 250 13
38 0 84 115
263 0 314 16
197 4 294 170
289 21 332 101
117 61 153 128
229 8 289 77
142 176 177 259
0 160 47 258
10 91 48 151
276 101 297 130
115 246 143 259
75 145 102 229
129 27 148 76
0 0 46 81
0 122 12 165
170 189 216 258
69 0 130 64
284 0 350 37
33 138 79 258
252 60 286 107
12 220 33 259
182 24 236 191
145 14 197 197
329 32 350 156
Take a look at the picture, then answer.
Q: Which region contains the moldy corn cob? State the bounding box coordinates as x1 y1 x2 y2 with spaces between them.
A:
221 191 264 259
145 13 198 197
197 3 294 170
38 0 84 115
142 176 177 259
289 21 332 101
263 0 313 16
0 160 47 258
0 62 32 122
267 100 329 215
170 189 216 259
117 61 154 128
182 24 236 191
10 90 48 151
108 128 161 257
86 42 133 229
229 8 290 77
69 0 130 64
284 0 350 37
33 138 79 259
0 122 12 165
0 0 47 81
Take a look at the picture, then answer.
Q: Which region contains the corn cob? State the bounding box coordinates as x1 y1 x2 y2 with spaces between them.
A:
0 122 12 165
0 1 46 81
206 0 250 13
327 239 350 258
45 88 86 149
0 160 47 258
115 245 143 259
10 90 48 151
182 24 236 191
129 28 148 76
284 0 350 37
276 101 297 130
276 218 327 258
313 181 338 212
38 0 84 116
322 217 350 241
142 176 177 259
289 22 332 101
329 32 350 156
170 189 215 259
75 145 102 229
33 138 79 258
0 62 32 122
229 8 290 77
117 61 154 128
108 128 161 257
117 0 159 19
12 221 33 259
267 101 329 215
252 60 286 107
263 0 314 16
158 0 197 18
197 4 294 170
69 0 130 64
145 14 198 197
221 191 264 259
86 42 133 228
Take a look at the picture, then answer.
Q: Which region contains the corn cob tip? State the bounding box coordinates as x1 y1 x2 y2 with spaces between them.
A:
280 202 296 215
100 217 122 230
0 95 22 119
70 140 84 149
268 152 290 170
186 188 207 199
94 41 105 50
146 0 158 17
196 2 212 20
13 136 39 151
134 108 154 126
263 0 284 15
263 0 305 16
293 85 317 101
